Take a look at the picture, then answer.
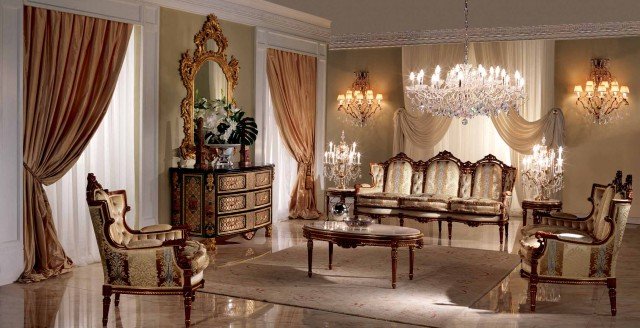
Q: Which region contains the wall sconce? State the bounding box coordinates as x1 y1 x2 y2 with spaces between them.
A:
337 71 383 127
573 58 630 125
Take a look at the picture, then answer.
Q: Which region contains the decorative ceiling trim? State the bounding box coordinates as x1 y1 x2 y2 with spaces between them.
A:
147 0 331 41
330 21 640 49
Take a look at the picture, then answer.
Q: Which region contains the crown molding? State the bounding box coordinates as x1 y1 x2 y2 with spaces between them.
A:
330 21 640 49
146 0 331 41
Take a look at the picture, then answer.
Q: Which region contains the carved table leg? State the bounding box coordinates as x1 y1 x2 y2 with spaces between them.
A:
265 224 273 237
409 246 414 280
523 208 528 226
325 194 330 219
391 246 398 289
307 239 313 277
203 238 216 252
328 242 333 270
114 293 120 307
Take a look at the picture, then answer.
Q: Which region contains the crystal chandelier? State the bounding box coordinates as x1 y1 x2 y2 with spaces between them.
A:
323 131 361 189
337 71 383 127
521 137 564 201
404 0 525 124
573 58 630 125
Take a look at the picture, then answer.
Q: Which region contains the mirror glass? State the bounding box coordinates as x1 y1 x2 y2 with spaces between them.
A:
194 60 227 103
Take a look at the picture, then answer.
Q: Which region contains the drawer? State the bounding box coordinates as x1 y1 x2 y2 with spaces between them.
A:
217 169 272 193
217 208 271 235
217 188 271 214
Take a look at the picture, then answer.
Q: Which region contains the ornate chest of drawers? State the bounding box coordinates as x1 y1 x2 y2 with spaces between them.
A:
169 165 274 241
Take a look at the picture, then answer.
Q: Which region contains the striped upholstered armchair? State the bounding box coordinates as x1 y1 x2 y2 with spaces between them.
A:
519 171 633 315
86 174 209 327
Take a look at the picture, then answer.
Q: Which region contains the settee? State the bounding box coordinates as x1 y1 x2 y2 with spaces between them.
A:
355 151 516 244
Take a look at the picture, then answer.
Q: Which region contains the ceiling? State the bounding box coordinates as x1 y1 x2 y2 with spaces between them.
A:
266 0 640 47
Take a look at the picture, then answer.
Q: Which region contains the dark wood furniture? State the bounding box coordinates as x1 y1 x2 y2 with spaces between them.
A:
325 187 356 217
170 165 274 250
302 222 424 289
521 199 562 226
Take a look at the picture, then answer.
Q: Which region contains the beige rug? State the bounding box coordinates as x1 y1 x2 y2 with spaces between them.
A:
201 243 519 327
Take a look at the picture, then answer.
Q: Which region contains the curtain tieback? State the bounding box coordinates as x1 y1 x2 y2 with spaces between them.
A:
302 162 314 190
23 162 44 184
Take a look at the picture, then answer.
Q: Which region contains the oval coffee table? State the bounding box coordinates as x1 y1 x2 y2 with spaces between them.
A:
302 222 424 289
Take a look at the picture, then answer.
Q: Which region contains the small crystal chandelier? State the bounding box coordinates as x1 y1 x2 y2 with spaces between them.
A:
323 131 361 189
404 0 525 125
521 137 564 201
337 71 383 127
573 58 630 125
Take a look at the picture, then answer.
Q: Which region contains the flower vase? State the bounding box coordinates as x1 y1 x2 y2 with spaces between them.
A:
209 144 240 169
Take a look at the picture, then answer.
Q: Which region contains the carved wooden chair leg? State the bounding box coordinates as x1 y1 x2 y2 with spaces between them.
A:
505 222 509 245
438 220 442 239
114 293 120 307
399 217 404 227
499 223 504 245
102 286 112 326
607 278 617 316
447 220 453 242
184 291 193 327
192 292 196 302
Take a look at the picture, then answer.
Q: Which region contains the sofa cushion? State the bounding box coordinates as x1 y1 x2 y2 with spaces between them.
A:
383 160 413 194
449 197 502 215
399 194 452 211
424 160 460 197
472 163 503 200
357 192 404 208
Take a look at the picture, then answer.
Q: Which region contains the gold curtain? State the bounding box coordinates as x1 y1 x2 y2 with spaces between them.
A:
266 49 320 220
392 108 452 157
21 7 132 282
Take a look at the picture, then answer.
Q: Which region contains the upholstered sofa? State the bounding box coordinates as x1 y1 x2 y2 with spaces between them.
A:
355 151 516 244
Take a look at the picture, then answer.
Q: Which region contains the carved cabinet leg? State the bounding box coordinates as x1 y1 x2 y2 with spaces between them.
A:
102 286 112 326
307 239 313 277
607 278 617 316
265 224 273 237
203 238 216 252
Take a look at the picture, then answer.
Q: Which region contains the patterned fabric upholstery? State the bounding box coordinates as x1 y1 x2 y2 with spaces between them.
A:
538 215 590 231
449 197 502 215
399 194 452 211
591 186 615 241
88 205 210 287
519 201 631 279
459 173 472 198
357 192 404 208
411 171 424 194
424 160 460 197
472 163 503 200
384 160 413 194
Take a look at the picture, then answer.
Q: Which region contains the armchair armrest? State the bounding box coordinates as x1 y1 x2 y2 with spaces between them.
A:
355 183 382 194
534 231 595 246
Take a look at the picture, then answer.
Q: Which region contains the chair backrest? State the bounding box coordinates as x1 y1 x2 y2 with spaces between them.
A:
86 174 133 247
469 154 514 200
382 154 414 194
591 186 616 241
370 163 385 190
423 151 462 197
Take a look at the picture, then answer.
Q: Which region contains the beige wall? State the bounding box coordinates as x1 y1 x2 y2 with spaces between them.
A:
555 37 640 218
325 47 403 185
158 8 255 224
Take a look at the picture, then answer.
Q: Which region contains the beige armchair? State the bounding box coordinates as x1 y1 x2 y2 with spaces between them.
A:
86 173 209 327
519 171 632 315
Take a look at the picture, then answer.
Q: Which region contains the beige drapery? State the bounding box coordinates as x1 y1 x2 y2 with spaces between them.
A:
266 49 320 220
21 7 132 282
392 108 451 155
491 108 565 154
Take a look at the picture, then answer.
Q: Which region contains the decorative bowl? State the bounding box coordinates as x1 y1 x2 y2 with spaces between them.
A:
343 217 374 228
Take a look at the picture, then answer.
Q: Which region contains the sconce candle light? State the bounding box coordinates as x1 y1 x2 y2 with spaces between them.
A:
323 131 361 189
521 137 564 201
574 58 630 124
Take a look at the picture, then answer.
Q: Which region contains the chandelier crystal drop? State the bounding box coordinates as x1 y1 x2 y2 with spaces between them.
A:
404 0 525 124
323 131 362 189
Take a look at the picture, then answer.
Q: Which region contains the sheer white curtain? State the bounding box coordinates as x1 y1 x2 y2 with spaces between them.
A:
44 34 137 266
262 87 298 223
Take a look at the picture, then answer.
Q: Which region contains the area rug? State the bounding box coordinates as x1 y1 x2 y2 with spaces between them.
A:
201 243 519 327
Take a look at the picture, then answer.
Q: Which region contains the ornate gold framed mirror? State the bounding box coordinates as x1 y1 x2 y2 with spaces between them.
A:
179 14 239 159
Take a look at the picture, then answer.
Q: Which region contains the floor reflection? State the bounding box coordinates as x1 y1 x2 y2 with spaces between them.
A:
2 218 639 327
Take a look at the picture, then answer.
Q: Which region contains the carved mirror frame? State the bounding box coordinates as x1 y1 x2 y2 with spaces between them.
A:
179 14 239 159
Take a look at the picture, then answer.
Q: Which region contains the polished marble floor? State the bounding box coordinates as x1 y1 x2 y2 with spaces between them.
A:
2 217 640 327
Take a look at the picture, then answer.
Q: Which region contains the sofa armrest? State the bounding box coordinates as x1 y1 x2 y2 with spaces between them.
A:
355 183 382 194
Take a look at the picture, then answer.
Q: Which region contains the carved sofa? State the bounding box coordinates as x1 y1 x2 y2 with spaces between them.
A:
355 151 516 244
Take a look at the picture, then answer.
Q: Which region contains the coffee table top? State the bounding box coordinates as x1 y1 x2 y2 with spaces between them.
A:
303 221 422 238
